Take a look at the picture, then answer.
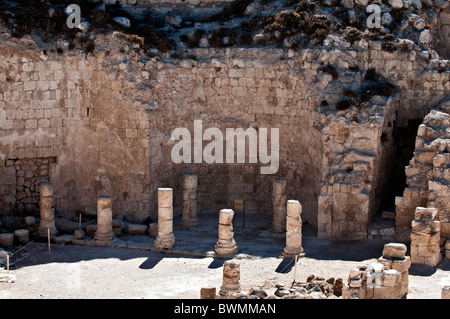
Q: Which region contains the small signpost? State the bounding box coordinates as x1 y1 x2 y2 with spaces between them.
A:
233 199 245 228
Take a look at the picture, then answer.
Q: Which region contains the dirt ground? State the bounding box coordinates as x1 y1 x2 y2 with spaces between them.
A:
0 214 449 299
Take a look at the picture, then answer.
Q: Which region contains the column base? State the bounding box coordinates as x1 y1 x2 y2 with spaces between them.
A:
37 226 58 238
219 283 241 296
94 231 115 242
214 240 239 258
281 247 305 258
179 218 201 230
154 233 175 250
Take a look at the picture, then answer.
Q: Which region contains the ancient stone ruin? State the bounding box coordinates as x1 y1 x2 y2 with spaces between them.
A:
0 0 449 299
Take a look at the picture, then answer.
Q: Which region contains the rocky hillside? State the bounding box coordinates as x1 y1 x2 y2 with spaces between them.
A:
0 0 448 60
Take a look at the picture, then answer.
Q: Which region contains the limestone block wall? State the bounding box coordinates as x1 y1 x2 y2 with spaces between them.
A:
0 44 81 215
0 39 151 221
318 95 398 239
395 100 450 243
0 33 449 232
143 48 324 223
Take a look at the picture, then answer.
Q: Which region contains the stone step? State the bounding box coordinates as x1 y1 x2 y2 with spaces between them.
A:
381 210 396 220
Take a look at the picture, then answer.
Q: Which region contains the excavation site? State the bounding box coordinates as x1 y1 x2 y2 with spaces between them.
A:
0 0 449 304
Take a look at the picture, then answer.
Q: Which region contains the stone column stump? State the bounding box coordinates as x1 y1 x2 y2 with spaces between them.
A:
214 209 238 258
94 195 115 242
282 200 305 258
180 173 200 229
219 261 241 296
272 179 287 233
154 188 175 250
38 182 58 237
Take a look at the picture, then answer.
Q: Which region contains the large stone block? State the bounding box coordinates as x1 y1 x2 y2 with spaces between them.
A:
0 233 14 248
382 243 407 259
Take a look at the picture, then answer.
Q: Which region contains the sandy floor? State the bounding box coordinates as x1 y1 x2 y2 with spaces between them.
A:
0 214 449 299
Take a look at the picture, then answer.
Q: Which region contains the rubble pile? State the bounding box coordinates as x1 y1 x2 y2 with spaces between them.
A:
0 0 448 59
219 275 344 299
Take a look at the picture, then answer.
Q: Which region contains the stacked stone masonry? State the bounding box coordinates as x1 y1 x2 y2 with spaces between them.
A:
395 98 450 254
410 207 442 267
343 243 411 299
0 33 449 242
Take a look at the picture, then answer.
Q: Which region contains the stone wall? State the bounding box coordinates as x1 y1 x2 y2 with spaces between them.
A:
395 99 450 243
0 33 448 234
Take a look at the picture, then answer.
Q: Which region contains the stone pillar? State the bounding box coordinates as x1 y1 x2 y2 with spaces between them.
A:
94 196 114 242
180 173 200 229
38 182 57 237
214 209 238 258
282 200 305 258
154 188 175 250
219 261 241 296
410 207 441 267
272 179 287 233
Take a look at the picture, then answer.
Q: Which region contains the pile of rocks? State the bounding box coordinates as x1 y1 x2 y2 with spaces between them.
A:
274 275 344 299
343 243 411 299
217 276 344 299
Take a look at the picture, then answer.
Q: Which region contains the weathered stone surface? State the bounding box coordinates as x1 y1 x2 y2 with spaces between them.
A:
14 229 29 245
382 243 407 259
200 287 216 299
154 188 175 250
74 229 86 240
0 10 448 244
128 224 148 235
24 216 36 227
149 223 158 238
0 233 14 248
443 286 450 299
215 209 238 258
272 179 287 233
38 181 57 237
94 196 114 242
219 261 241 296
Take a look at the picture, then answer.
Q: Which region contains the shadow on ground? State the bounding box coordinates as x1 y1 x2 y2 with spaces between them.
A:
5 213 391 271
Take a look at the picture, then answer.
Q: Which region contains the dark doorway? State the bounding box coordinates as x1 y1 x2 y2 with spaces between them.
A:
384 118 423 209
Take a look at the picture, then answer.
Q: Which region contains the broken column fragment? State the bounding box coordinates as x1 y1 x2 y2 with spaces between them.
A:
38 182 58 238
180 173 200 229
214 209 239 258
282 200 305 258
272 179 287 233
410 207 442 267
219 261 241 297
154 188 175 250
94 195 115 242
